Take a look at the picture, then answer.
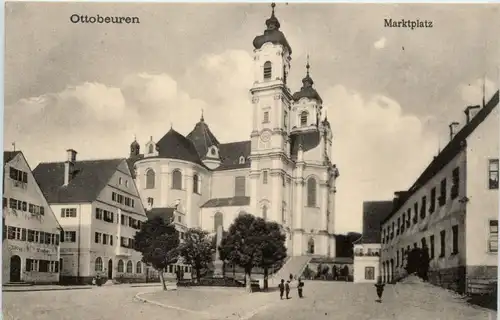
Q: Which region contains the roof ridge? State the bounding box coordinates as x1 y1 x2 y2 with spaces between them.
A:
37 157 125 165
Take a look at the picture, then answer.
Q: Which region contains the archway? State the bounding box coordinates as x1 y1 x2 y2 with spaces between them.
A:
10 255 21 282
307 238 315 254
108 259 113 279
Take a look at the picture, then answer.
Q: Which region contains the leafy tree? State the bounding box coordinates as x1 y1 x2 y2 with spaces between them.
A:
219 213 267 292
257 220 287 290
133 216 180 290
302 264 314 280
179 228 214 283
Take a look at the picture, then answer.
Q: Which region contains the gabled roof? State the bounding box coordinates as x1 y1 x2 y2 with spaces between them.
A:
186 117 220 160
382 90 499 224
201 196 250 208
156 128 204 166
33 158 124 204
4 151 22 165
359 201 393 244
215 141 251 171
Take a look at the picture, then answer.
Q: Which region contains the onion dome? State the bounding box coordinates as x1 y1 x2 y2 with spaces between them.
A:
130 135 140 156
253 3 292 54
186 110 220 159
292 56 323 103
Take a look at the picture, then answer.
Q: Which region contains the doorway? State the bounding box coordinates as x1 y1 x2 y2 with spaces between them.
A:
10 255 21 282
108 259 113 279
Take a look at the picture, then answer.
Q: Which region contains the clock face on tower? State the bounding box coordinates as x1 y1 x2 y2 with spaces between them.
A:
260 131 271 142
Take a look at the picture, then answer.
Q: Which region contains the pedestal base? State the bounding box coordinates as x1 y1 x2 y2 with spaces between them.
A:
213 260 224 278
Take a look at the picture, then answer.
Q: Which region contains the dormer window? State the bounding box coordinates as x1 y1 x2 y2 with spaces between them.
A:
211 148 216 156
300 111 308 127
239 156 245 164
263 61 272 80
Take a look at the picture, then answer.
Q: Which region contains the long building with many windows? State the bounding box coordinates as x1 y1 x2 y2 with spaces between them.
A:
380 90 499 293
33 150 148 284
2 151 63 284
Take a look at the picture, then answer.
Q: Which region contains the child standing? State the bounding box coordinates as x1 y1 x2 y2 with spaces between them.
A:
278 279 285 300
285 280 291 299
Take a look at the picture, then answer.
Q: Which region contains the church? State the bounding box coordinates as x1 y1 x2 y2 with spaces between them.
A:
127 4 339 258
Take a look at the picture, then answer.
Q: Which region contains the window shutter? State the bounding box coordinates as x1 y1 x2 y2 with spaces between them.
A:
60 208 65 217
60 231 65 242
71 232 76 242
21 228 27 241
22 172 28 183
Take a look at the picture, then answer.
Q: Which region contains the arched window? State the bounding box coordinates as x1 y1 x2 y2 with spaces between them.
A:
281 201 286 223
95 257 103 272
263 61 272 80
148 144 154 154
308 237 315 254
136 261 142 274
117 259 124 272
307 177 317 207
172 170 182 190
300 111 308 127
126 260 133 273
239 156 245 164
214 212 223 232
262 205 268 220
145 169 155 189
193 174 200 194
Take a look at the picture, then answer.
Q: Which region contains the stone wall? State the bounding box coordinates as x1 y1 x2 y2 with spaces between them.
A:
428 266 466 294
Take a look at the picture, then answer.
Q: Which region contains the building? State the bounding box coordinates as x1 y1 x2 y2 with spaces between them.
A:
33 150 148 284
353 201 393 283
127 4 339 271
380 90 499 293
2 151 62 284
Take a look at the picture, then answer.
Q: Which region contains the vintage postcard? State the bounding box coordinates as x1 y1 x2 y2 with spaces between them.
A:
2 2 499 319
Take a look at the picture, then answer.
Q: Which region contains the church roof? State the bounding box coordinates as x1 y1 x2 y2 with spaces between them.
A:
186 115 220 160
290 130 321 159
292 60 323 104
33 158 124 204
253 4 292 54
201 196 250 208
215 141 251 171
382 90 499 225
156 128 204 166
359 201 394 244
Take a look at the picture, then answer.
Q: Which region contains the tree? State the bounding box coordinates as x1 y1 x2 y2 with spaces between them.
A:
179 228 214 283
219 213 267 292
133 216 180 290
258 221 287 290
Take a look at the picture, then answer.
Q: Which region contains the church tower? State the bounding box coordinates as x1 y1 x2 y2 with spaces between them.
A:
249 3 293 222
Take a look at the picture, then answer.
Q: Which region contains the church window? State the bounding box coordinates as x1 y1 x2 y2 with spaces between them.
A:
284 110 288 129
118 177 122 185
147 197 154 207
263 61 272 80
172 170 182 190
281 201 286 223
263 171 268 184
263 111 270 123
239 156 245 164
234 176 246 197
214 212 223 232
262 205 268 220
145 169 155 189
308 237 315 254
148 144 154 154
300 111 308 127
193 174 200 194
307 177 317 207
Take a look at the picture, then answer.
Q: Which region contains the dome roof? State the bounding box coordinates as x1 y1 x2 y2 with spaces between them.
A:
292 58 323 103
186 112 220 159
155 128 204 165
130 139 140 149
252 3 292 54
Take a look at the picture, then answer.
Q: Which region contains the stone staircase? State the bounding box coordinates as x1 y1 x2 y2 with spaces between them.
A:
267 256 311 287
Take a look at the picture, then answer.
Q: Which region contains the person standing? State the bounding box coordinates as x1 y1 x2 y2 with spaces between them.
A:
285 280 291 299
278 279 285 300
297 278 304 298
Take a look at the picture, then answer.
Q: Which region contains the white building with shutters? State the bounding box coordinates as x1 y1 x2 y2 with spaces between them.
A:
127 5 339 258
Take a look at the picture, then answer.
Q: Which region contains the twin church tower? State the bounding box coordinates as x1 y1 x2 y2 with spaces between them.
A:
128 4 339 257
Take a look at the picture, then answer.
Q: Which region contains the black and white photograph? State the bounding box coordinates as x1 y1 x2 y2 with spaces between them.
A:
2 2 499 319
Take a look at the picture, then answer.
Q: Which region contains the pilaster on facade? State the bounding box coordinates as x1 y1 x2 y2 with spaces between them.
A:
185 168 194 228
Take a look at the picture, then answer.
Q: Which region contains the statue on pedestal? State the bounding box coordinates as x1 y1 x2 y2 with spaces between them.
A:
213 225 224 278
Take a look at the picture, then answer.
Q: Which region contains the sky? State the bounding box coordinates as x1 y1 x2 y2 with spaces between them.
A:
4 2 500 234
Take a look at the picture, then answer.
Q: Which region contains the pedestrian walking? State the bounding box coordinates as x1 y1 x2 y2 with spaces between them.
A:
297 278 304 298
278 279 285 300
285 280 291 299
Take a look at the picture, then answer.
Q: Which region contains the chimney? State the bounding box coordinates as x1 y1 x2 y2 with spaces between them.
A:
464 105 481 123
393 191 406 208
64 149 77 186
448 122 460 141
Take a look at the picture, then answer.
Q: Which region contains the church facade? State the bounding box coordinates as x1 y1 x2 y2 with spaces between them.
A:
128 5 339 257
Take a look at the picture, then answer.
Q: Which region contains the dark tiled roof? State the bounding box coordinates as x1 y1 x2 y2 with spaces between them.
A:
253 10 292 54
359 201 393 244
4 151 21 165
215 141 251 171
292 74 323 104
290 130 321 159
156 128 204 166
382 90 499 224
201 196 250 208
33 159 124 204
146 207 175 223
186 118 220 160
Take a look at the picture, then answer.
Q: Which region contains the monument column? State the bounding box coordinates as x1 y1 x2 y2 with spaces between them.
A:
213 225 224 278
